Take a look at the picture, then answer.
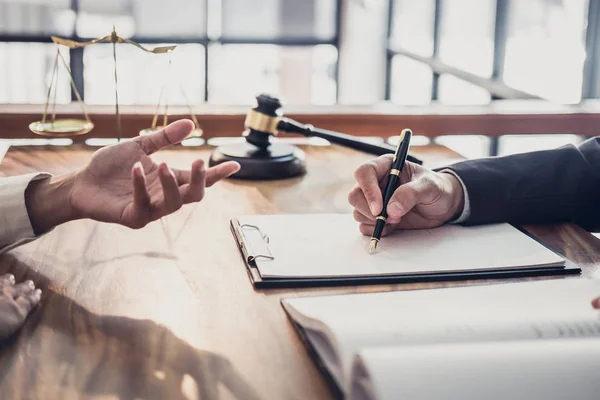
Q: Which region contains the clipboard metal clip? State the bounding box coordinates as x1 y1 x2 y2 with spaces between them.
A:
234 221 275 262
240 224 270 244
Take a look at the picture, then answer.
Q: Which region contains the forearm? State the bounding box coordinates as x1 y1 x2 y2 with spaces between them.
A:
25 172 80 235
446 138 600 230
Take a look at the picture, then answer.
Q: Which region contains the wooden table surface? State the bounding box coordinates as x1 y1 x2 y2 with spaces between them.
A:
0 142 599 400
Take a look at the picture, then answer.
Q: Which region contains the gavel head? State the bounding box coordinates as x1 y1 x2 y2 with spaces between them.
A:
243 94 283 150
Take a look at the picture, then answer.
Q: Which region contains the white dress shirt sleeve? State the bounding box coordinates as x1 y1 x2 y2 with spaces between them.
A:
0 173 52 254
438 169 471 224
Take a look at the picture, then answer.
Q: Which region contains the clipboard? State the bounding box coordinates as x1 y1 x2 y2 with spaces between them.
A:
229 217 580 289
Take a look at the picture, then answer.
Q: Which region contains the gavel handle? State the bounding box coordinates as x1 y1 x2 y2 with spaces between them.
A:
277 118 423 165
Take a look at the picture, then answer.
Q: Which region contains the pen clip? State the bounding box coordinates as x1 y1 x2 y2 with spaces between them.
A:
393 128 412 162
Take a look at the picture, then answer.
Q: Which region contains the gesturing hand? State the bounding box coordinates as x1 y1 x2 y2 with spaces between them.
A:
71 119 239 229
0 274 41 341
347 154 465 236
26 119 240 233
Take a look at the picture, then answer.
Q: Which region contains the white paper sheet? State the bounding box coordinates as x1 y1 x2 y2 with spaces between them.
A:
237 214 564 279
352 338 600 400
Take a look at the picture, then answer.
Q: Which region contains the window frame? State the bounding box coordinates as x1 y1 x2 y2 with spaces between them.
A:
385 0 600 155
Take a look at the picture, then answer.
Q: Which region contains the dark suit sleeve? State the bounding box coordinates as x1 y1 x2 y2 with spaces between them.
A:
444 137 600 231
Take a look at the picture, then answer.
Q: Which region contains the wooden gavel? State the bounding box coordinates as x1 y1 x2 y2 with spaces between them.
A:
242 93 423 165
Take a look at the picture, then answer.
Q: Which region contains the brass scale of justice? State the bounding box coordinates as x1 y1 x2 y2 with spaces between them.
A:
31 27 421 180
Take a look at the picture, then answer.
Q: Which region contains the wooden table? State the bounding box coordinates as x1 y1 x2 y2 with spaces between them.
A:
0 142 599 400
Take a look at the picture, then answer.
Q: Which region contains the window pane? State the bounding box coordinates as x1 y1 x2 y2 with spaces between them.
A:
436 136 490 159
389 0 436 56
0 42 70 104
208 44 337 105
77 0 206 38
84 43 205 105
221 0 336 40
389 55 432 105
438 0 495 76
499 134 581 156
0 0 74 36
438 74 491 104
311 45 337 105
504 0 588 103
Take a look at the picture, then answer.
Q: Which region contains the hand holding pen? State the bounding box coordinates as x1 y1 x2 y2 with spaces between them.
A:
347 130 466 250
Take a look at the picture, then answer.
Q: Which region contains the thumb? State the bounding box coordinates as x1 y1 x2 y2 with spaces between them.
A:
354 155 394 215
386 177 437 220
135 119 194 155
592 296 600 309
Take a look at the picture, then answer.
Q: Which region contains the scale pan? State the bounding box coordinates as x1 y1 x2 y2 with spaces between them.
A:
139 126 203 138
29 119 94 137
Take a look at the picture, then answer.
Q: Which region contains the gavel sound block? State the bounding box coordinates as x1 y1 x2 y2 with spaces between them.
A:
208 94 423 180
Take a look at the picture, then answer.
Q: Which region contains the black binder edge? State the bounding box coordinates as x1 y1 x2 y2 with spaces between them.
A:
230 220 581 290
283 311 344 400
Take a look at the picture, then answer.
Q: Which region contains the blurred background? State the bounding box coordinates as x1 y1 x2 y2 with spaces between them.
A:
0 0 597 157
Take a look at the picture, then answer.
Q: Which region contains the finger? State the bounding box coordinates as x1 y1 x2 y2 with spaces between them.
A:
132 162 151 207
182 159 206 203
135 119 194 155
164 158 208 187
348 185 376 218
205 162 241 187
358 223 397 237
353 209 375 225
158 163 183 213
592 296 600 309
386 178 438 221
354 156 392 215
16 289 42 314
10 280 35 299
0 274 15 288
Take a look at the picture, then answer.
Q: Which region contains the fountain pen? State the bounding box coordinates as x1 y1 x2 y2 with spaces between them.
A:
368 129 412 254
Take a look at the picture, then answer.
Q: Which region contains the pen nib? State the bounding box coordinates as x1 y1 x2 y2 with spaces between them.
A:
368 239 378 255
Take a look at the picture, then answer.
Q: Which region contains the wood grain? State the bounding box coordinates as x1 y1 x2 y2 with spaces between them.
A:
2 101 600 141
0 143 598 399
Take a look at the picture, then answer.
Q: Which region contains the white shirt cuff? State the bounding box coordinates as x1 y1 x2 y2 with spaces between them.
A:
439 169 471 224
0 173 52 253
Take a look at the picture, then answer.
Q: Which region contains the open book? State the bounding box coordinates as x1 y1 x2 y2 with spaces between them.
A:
281 278 600 399
231 214 574 288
